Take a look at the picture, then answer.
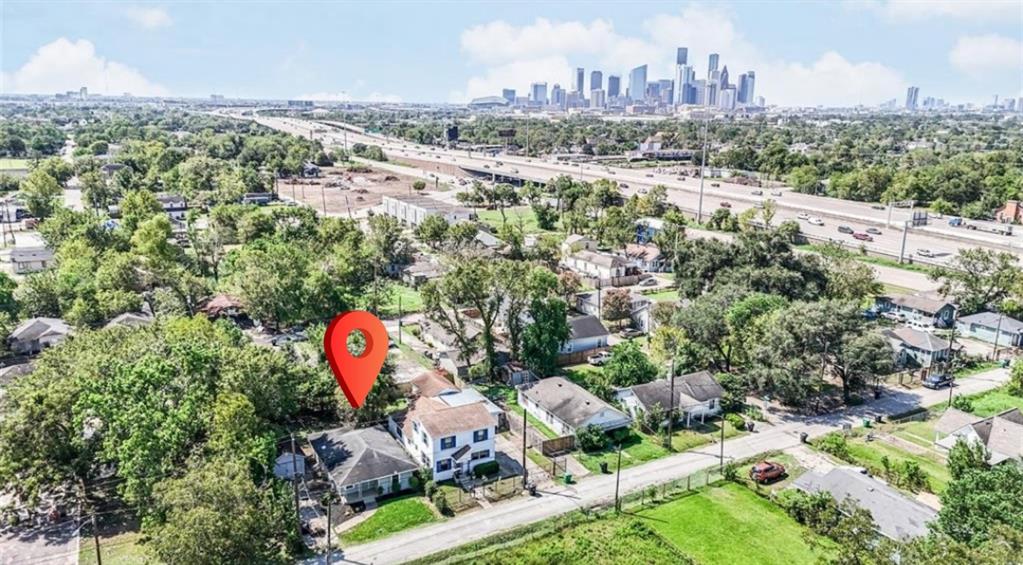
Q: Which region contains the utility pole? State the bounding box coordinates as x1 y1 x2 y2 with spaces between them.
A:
290 434 301 538
898 221 909 264
697 113 709 224
947 305 959 408
397 295 403 346
79 479 102 565
320 185 327 215
613 443 623 512
991 308 1004 360
321 491 338 565
521 406 529 488
719 410 726 471
665 358 676 450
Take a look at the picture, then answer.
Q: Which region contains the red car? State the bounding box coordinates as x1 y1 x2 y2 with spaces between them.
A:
720 201 732 208
749 460 786 483
852 232 873 242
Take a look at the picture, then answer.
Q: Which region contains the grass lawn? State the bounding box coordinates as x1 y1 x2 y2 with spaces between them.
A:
844 436 951 494
341 495 439 544
643 289 680 302
562 363 603 386
397 340 433 370
888 414 943 449
79 531 148 565
575 422 742 474
963 388 1023 417
507 403 560 439
477 206 561 236
638 483 832 565
797 244 932 274
379 284 424 317
473 382 561 439
0 158 30 170
955 361 1000 378
737 452 805 494
436 482 480 513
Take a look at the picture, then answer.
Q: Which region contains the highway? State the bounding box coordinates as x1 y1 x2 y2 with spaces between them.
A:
249 114 1023 268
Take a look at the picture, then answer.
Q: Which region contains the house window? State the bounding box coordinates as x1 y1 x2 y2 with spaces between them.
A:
473 429 489 442
471 450 490 461
440 436 456 450
436 459 452 473
708 399 717 410
420 431 428 445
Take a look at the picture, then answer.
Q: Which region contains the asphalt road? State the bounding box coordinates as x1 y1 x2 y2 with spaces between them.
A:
253 115 1023 269
312 368 1007 565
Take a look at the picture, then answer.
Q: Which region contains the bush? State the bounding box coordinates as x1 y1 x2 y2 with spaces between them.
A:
577 424 608 452
952 395 974 413
424 480 437 499
472 461 500 479
722 461 740 482
776 489 841 535
725 413 746 430
816 432 851 461
431 489 451 515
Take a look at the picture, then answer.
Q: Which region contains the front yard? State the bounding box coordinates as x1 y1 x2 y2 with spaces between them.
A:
341 495 439 544
575 421 743 475
638 482 833 565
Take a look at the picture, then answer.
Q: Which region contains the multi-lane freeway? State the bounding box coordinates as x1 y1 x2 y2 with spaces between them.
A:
249 114 1023 268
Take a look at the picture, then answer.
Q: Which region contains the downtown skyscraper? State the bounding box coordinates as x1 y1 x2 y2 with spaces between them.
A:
627 65 647 102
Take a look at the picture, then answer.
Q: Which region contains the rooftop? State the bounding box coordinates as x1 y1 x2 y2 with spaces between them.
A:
958 311 1023 334
308 425 418 488
568 315 609 340
520 376 627 429
885 327 949 352
384 194 472 215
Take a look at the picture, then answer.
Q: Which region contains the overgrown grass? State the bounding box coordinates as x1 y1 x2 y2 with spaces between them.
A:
477 206 562 236
79 531 148 565
954 361 1001 379
963 388 1023 417
575 423 742 474
643 289 680 302
341 495 439 544
796 244 933 274
507 403 560 439
844 436 951 494
0 158 30 170
379 284 424 317
638 482 833 565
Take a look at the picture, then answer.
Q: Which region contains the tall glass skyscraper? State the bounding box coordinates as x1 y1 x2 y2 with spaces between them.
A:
575 68 585 93
607 75 621 98
676 47 688 66
708 53 720 76
628 65 647 102
590 70 603 91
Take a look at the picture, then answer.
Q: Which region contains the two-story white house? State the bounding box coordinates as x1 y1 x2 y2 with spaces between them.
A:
388 373 498 481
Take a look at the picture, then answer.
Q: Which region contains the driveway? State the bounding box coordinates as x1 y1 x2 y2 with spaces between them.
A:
330 367 1008 564
0 520 79 565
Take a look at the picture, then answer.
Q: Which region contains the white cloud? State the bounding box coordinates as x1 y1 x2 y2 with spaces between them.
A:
1 38 168 96
949 34 1023 75
857 0 1021 22
124 6 173 29
451 7 908 107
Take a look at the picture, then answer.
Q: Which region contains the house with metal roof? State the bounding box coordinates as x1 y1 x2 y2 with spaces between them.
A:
616 371 725 427
518 376 631 436
308 425 419 505
956 311 1023 348
792 467 937 540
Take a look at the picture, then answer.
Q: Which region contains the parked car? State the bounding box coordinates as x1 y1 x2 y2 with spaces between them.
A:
639 277 658 286
866 227 882 235
645 173 654 178
720 201 732 208
620 183 629 188
917 248 935 258
749 461 787 483
838 225 854 234
922 374 953 390
770 190 783 197
710 182 720 187
587 351 612 366
871 204 886 210
853 232 873 241
619 328 645 339
808 217 824 226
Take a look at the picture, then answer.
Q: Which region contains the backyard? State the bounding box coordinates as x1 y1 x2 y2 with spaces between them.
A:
341 495 439 544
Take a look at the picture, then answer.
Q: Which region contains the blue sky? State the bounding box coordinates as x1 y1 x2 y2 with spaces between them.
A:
2 1 1021 106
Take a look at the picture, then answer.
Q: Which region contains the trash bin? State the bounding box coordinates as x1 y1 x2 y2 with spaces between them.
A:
862 418 872 428
799 432 808 443
599 462 609 474
564 473 573 484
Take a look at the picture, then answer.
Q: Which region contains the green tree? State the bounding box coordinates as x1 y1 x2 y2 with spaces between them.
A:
521 297 570 377
937 464 1023 545
119 189 163 236
603 340 657 388
947 438 990 480
21 169 63 219
602 288 633 330
415 214 449 248
931 248 1020 315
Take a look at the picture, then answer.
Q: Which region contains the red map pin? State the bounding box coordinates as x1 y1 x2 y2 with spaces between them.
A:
323 310 389 409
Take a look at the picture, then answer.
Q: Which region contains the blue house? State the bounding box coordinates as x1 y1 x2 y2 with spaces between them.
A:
957 312 1023 348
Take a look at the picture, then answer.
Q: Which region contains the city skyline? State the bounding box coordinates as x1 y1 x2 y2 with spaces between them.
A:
1 2 1021 106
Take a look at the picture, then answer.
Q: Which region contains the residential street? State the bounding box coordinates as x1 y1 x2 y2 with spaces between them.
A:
324 368 1009 565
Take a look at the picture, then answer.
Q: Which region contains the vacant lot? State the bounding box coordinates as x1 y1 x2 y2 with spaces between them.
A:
966 387 1023 417
575 422 742 475
845 436 951 494
280 164 424 214
341 495 439 544
639 483 831 565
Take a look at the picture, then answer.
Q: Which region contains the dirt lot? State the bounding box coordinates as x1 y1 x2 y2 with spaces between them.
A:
277 164 425 216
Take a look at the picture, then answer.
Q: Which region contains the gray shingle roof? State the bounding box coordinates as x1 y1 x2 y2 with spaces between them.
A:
568 315 609 340
792 468 936 540
958 311 1023 334
886 327 949 352
519 376 628 429
630 371 724 411
8 317 72 342
889 294 950 315
308 425 418 489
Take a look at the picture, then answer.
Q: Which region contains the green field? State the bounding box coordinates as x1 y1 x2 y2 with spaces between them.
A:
379 284 424 317
79 531 148 565
643 289 680 302
575 422 741 474
341 495 439 544
477 206 561 236
844 436 951 494
964 388 1023 417
797 244 933 274
638 483 832 565
0 158 30 170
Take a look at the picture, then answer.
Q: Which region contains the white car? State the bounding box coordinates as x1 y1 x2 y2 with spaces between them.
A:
796 212 810 220
808 217 824 226
587 351 612 366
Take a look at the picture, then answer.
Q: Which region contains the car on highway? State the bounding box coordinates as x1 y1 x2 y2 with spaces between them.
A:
917 249 935 258
853 232 873 242
871 204 886 210
771 190 783 197
796 212 810 220
838 225 854 234
710 182 720 187
751 189 763 195
620 183 629 188
922 374 953 390
720 201 732 208
866 227 882 235
749 460 787 483
483 165 490 169
808 217 824 226
645 173 654 178
587 351 612 366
